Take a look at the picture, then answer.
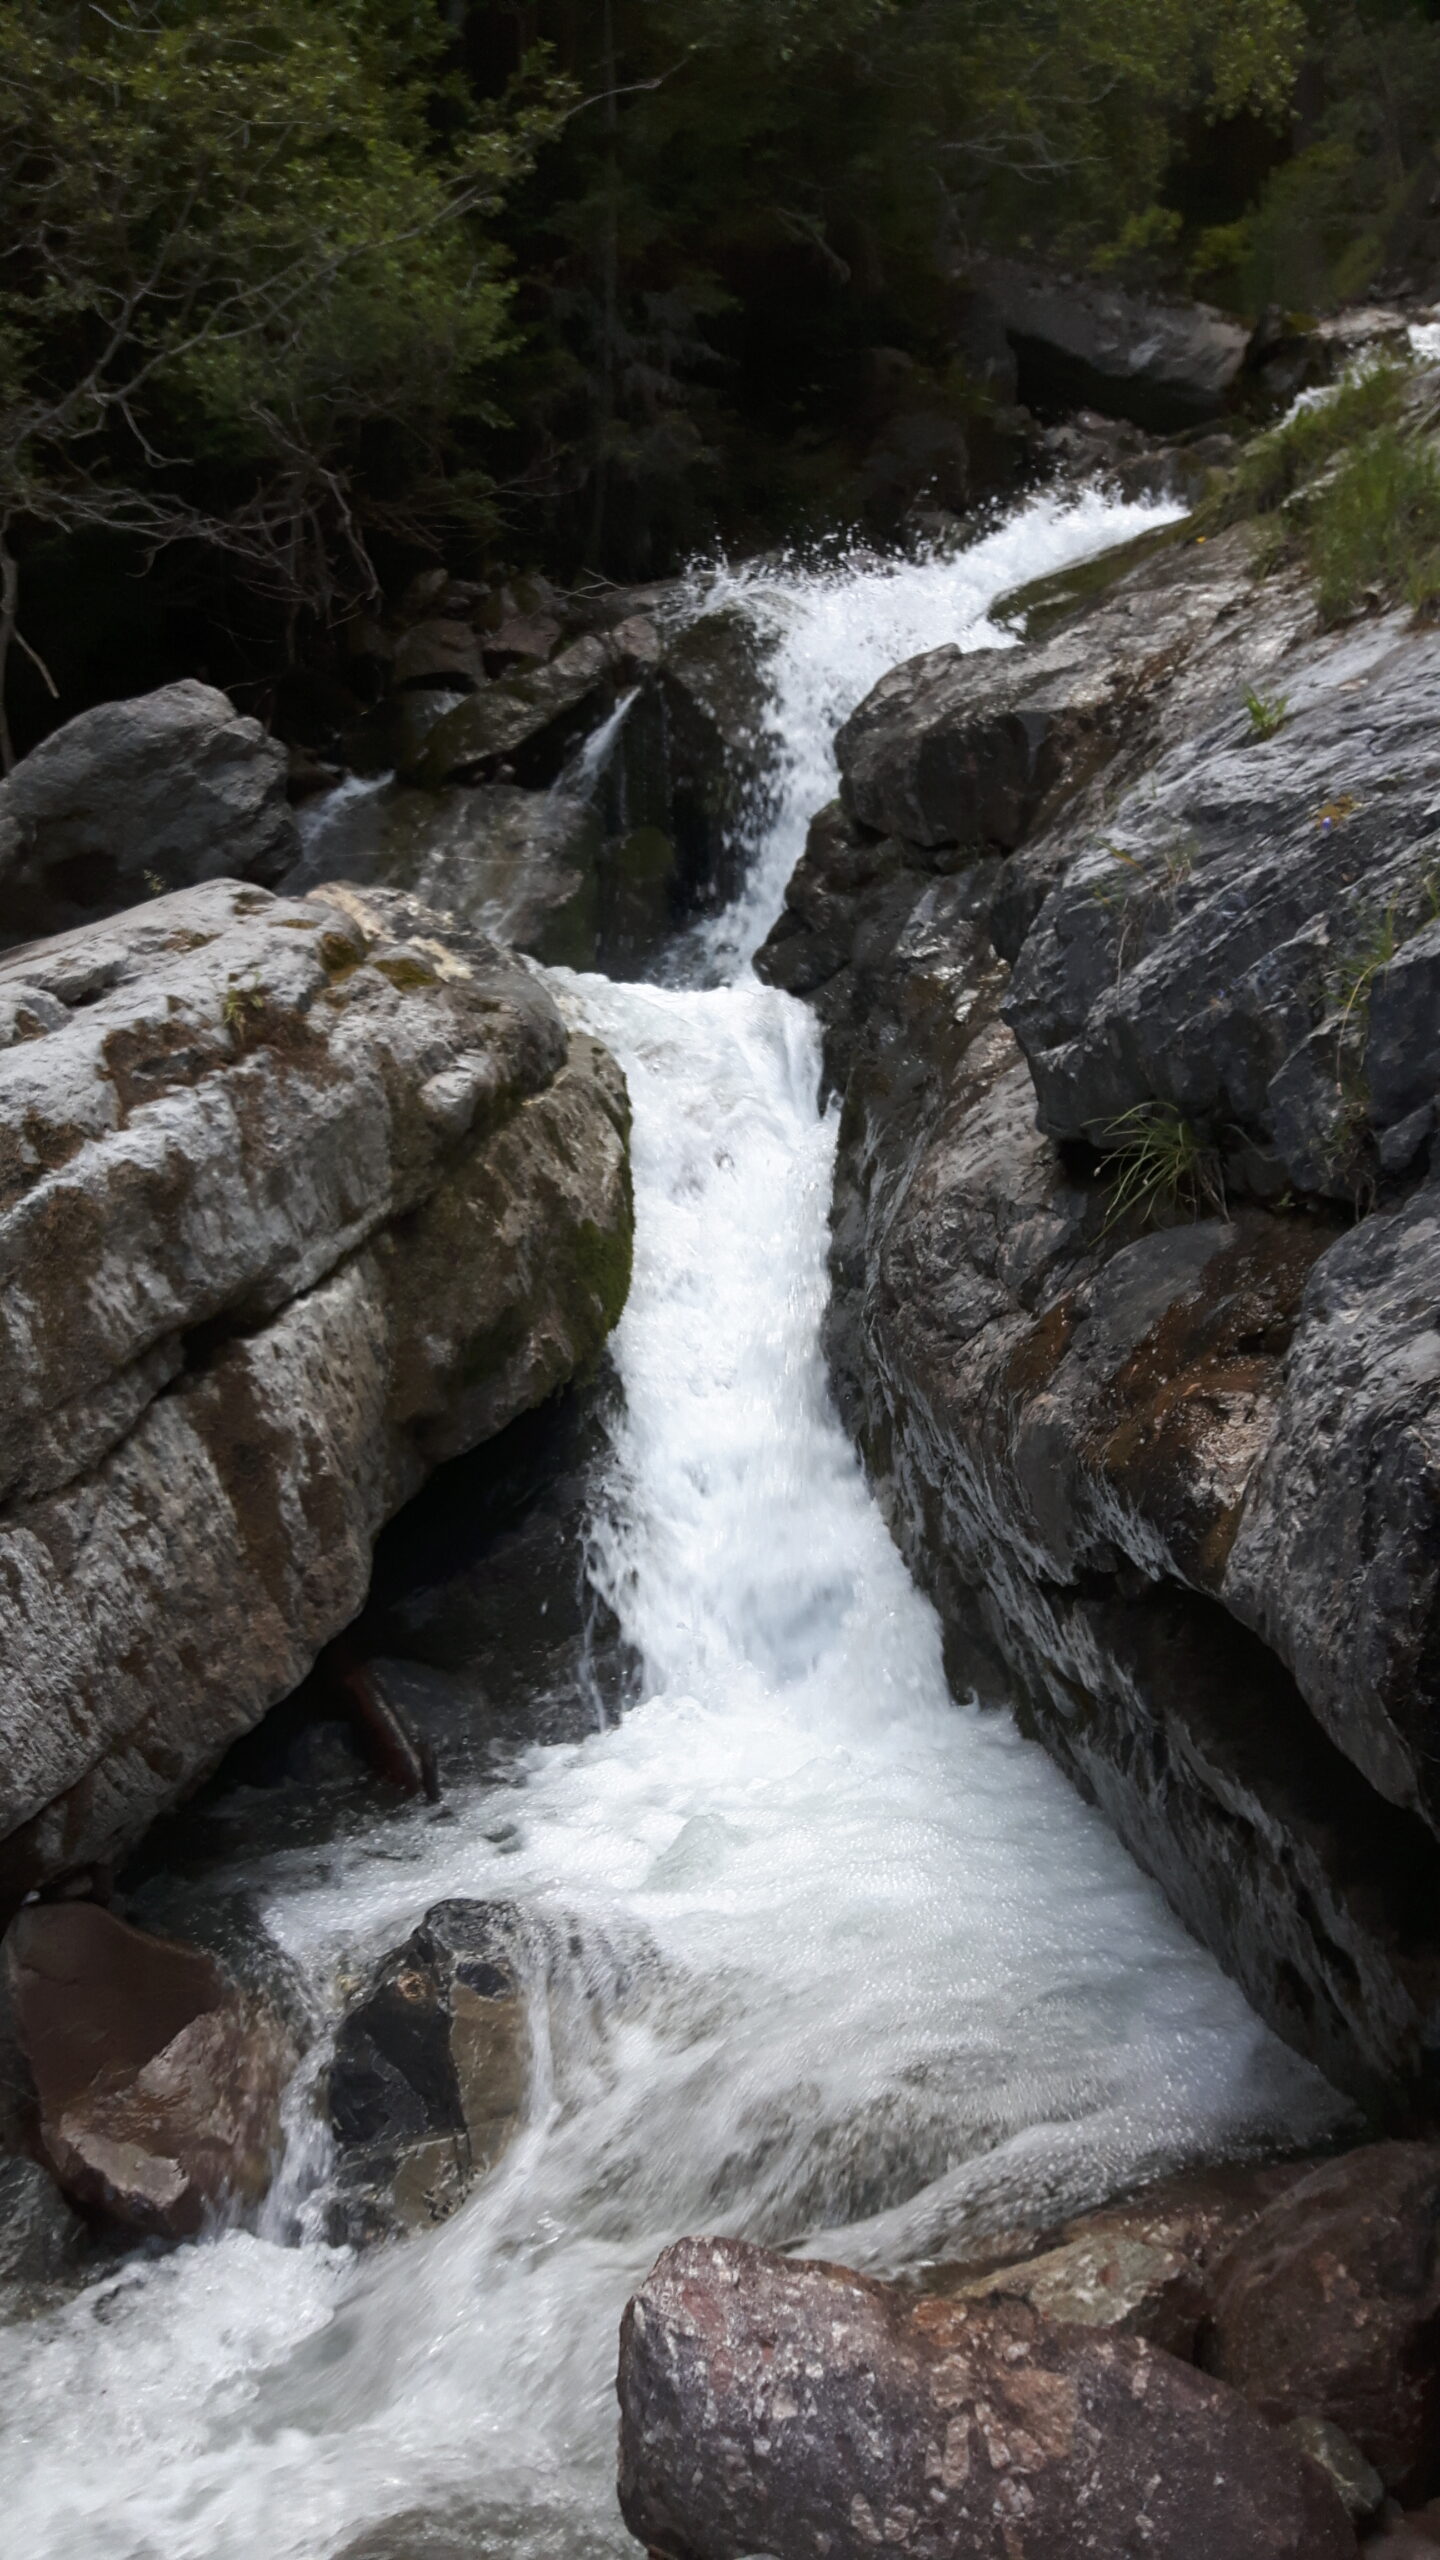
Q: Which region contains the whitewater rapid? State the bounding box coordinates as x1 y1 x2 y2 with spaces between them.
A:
3 494 1345 2560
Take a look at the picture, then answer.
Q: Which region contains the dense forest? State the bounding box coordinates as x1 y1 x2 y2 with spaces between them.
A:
3 0 1440 747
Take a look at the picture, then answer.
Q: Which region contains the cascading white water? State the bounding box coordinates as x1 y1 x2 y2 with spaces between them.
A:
1 496 1347 2560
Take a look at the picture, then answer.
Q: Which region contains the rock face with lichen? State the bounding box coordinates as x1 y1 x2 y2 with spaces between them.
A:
757 518 1440 2114
0 875 632 1897
616 2234 1358 2560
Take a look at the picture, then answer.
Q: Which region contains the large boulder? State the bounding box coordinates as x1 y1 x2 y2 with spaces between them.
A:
833 523 1246 849
1199 2143 1440 2500
0 681 297 942
0 877 632 1895
327 1899 532 2242
1004 611 1440 1203
4 1900 292 2238
617 2235 1357 2560
971 259 1249 430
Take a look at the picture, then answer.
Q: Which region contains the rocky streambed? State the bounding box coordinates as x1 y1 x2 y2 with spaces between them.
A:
3 441 1440 2559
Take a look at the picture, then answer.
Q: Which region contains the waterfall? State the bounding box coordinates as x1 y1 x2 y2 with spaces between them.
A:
0 494 1345 2560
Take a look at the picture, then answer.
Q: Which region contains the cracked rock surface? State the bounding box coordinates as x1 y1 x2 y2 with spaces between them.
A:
0 876 632 1896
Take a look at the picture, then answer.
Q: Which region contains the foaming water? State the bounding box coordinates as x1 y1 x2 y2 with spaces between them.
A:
0 497 1345 2560
676 488 1185 975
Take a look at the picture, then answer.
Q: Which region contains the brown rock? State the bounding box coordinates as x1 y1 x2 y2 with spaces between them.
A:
925 2160 1306 2357
4 1902 293 2239
1200 2142 1440 2500
617 2234 1357 2560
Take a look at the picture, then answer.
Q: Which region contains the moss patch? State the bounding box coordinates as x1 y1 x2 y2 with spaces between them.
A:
993 520 1188 642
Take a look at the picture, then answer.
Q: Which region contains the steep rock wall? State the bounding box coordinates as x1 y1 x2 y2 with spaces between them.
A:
759 522 1440 2115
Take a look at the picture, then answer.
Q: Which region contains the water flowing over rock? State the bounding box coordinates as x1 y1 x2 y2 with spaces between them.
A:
4 1901 292 2238
0 682 297 943
759 512 1440 2111
0 497 1353 2560
290 597 773 974
616 2234 1358 2560
0 876 633 1895
327 1899 532 2243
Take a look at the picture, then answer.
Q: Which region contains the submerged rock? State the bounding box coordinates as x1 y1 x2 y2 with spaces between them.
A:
0 681 296 943
0 878 633 1895
327 1900 532 2242
4 1901 292 2239
617 2234 1357 2560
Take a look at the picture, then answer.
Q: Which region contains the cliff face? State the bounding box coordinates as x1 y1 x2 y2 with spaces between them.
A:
758 518 1440 2117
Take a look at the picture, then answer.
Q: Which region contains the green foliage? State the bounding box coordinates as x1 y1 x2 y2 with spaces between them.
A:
1243 686 1288 739
1189 1 1440 313
1227 362 1409 517
484 0 1315 569
1306 425 1440 622
1099 1101 1226 1231
0 1 557 603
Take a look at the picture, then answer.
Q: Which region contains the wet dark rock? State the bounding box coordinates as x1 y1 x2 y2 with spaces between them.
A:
833 521 1253 851
118 1879 314 2049
0 681 297 943
1198 2142 1440 2499
1281 2418 1386 2525
353 1374 641 1769
617 2234 1357 2560
3 1901 294 2239
327 1899 531 2243
972 259 1249 430
299 599 774 973
0 879 632 1894
0 2154 90 2301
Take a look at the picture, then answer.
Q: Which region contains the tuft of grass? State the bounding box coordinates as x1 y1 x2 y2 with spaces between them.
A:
1331 904 1404 1034
1098 1101 1225 1233
1306 424 1440 624
221 979 265 1046
1225 361 1410 519
1243 685 1288 741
